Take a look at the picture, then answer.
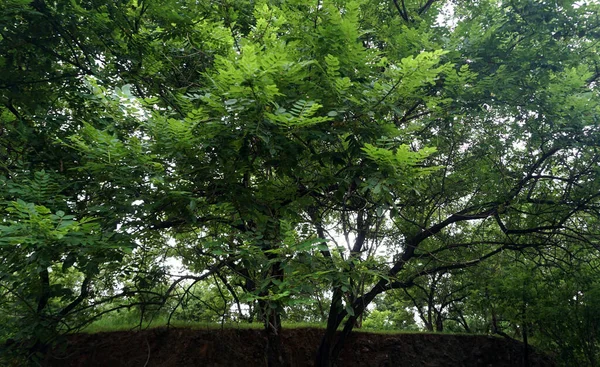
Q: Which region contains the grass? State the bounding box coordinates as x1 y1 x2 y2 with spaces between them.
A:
282 321 326 329
81 315 267 334
357 327 491 336
80 315 486 337
80 309 332 334
83 320 331 334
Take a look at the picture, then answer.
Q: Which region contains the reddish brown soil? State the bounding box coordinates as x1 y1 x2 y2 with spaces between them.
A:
45 327 555 367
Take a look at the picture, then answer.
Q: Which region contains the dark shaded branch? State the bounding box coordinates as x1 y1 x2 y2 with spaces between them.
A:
37 268 51 313
510 146 561 199
167 277 206 327
351 210 368 254
415 241 508 258
70 301 164 332
390 245 506 289
392 0 409 22
216 272 242 317
163 261 230 301
418 0 437 15
390 206 498 275
309 207 333 259
58 276 92 317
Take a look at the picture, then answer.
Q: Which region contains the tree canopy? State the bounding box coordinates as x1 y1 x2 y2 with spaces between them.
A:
1 0 600 366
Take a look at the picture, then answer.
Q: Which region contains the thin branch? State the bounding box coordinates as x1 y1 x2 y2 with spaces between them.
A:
392 0 409 22
390 205 498 275
58 276 92 317
418 0 437 15
163 260 230 301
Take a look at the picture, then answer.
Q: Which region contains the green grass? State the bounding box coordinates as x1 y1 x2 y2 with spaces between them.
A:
81 316 269 334
78 310 492 336
80 315 489 337
79 310 332 334
281 321 326 329
356 327 490 336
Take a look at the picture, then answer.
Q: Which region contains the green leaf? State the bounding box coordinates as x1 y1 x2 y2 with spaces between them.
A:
345 304 355 317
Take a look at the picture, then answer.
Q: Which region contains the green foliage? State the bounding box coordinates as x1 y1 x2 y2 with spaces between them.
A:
363 297 419 332
2 0 600 365
1 199 98 246
467 250 600 366
362 143 439 175
267 100 332 128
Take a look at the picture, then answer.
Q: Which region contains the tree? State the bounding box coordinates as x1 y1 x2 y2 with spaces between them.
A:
465 245 600 366
2 0 600 366
0 0 216 360
310 1 600 364
399 270 471 332
362 294 419 331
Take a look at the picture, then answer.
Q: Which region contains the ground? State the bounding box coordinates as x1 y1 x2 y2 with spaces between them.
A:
44 327 555 366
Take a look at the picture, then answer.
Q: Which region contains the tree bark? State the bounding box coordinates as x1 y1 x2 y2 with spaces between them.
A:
314 288 344 367
435 312 444 332
261 260 289 367
316 280 388 366
521 298 530 367
264 308 287 367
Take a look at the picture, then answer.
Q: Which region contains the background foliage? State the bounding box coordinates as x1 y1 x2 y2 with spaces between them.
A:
1 0 600 366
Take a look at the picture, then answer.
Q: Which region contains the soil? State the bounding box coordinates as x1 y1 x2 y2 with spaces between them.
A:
44 327 555 367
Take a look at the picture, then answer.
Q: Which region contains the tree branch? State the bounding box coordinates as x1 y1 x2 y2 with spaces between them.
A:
392 0 409 22
418 0 437 15
390 206 498 275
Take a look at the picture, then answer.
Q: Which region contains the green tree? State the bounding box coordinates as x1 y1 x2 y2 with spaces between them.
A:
2 1 600 366
362 295 419 331
467 246 600 366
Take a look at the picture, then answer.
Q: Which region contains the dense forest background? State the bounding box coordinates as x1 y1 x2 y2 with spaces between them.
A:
1 0 600 366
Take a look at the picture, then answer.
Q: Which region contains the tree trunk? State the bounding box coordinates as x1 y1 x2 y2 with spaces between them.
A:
37 268 51 313
315 288 344 367
316 280 387 367
521 300 529 367
263 308 287 367
435 311 444 332
522 322 529 367
457 309 471 333
29 268 52 361
261 259 288 367
315 333 335 367
424 320 434 331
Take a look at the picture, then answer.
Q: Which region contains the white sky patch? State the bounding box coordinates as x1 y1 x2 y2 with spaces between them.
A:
436 1 457 30
164 237 194 277
165 256 191 276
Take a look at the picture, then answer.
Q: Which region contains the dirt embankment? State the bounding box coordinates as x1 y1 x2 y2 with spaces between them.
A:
45 327 555 366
